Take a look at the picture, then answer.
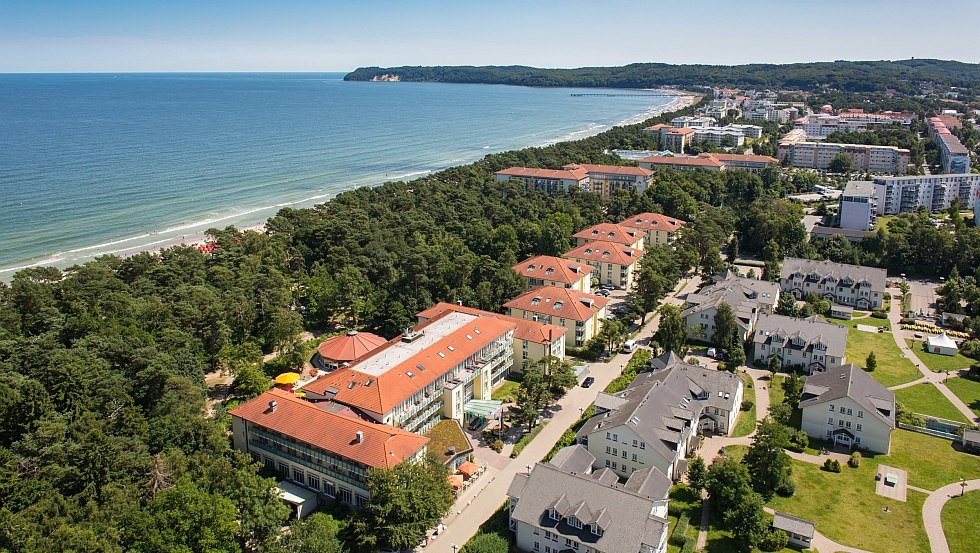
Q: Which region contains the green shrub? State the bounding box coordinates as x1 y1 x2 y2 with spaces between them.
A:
741 399 754 412
489 439 503 453
759 529 789 552
871 309 888 319
462 533 510 553
848 451 862 468
671 513 690 543
822 458 842 473
680 535 697 553
510 422 547 458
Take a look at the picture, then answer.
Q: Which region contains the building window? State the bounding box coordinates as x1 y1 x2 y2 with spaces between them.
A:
856 424 862 432
622 450 627 459
640 442 645 449
605 432 611 440
828 417 834 425
612 462 618 470
323 480 336 498
847 408 852 416
278 462 289 476
308 475 320 491
612 448 617 456
632 453 638 462
605 446 611 454
534 543 540 552
829 404 834 411
839 419 844 426
338 487 352 504
605 459 610 468
858 410 864 418
632 439 638 447
612 434 618 442
846 421 851 429
839 406 845 414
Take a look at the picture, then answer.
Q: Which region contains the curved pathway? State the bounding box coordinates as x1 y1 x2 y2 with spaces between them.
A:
921 478 980 553
887 287 977 423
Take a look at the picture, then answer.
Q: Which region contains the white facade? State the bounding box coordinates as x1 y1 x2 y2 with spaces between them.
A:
691 127 745 147
873 174 980 215
782 140 910 174
801 395 892 453
839 181 877 231
671 115 716 128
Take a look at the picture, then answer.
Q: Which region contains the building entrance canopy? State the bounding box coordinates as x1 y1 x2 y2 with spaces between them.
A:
464 399 503 419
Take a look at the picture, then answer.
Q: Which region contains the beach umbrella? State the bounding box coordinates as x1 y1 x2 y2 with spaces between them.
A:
274 372 301 385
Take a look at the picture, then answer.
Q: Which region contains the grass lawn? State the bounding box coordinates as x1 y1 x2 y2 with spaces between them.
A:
894 383 969 422
767 374 803 427
905 338 975 374
491 377 521 402
732 373 756 437
667 485 702 553
768 458 931 553
874 430 980 491
945 376 980 418
826 316 920 387
703 511 796 553
942 490 980 553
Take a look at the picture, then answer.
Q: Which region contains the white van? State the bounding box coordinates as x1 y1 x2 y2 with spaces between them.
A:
622 339 637 353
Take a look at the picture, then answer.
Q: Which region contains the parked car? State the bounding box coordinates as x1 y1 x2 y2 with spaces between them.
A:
468 416 486 431
582 376 595 388
596 289 610 297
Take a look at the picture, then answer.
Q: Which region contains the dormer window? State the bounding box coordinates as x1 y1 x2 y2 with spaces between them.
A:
550 508 559 521
591 524 603 536
568 516 582 529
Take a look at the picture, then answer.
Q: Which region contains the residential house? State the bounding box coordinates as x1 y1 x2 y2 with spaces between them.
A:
682 271 779 342
302 311 516 434
780 258 886 310
504 286 609 347
752 313 848 374
618 212 686 247
508 445 670 553
229 388 429 508
512 255 594 293
799 363 896 453
576 352 743 480
573 223 646 250
561 240 644 290
777 139 910 174
416 302 566 374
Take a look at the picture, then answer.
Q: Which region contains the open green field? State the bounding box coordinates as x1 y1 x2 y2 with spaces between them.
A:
945 376 980 418
876 430 980 491
768 457 931 553
767 374 802 427
732 373 756 438
942 490 980 553
905 338 974 373
827 316 921 387
491 377 521 402
895 383 969 422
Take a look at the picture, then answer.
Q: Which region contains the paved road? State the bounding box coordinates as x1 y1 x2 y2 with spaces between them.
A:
922 479 980 553
886 286 977 423
432 275 698 552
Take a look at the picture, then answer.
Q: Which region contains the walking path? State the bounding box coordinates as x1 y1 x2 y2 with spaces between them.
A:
432 275 697 552
760 507 873 553
921 478 980 553
886 287 977 423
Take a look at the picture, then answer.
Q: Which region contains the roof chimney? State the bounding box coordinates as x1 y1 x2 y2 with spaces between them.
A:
355 430 364 443
268 400 278 412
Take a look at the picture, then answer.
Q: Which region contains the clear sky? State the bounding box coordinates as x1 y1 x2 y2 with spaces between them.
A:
3 0 979 72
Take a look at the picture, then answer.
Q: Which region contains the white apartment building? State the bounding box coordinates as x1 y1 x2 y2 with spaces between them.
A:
495 167 589 194
781 140 910 174
691 127 745 147
873 174 980 215
794 113 912 140
670 115 717 128
800 363 896 453
838 180 878 230
752 313 847 374
682 271 779 342
744 106 798 123
780 258 886 310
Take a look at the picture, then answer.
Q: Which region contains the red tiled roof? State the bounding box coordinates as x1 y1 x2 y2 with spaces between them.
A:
229 389 429 469
302 313 516 415
667 127 695 135
564 163 653 177
504 286 609 322
512 255 593 284
709 153 779 164
416 302 566 346
619 212 686 233
495 167 588 180
644 124 670 131
573 222 645 245
638 155 725 168
562 240 644 267
317 331 388 362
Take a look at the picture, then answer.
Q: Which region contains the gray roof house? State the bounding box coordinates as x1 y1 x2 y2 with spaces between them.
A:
772 511 815 548
507 445 671 553
780 257 887 310
576 352 743 480
682 272 779 342
799 363 896 453
752 313 848 374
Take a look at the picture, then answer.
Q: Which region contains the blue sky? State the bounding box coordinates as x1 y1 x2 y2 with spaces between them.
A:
2 0 979 72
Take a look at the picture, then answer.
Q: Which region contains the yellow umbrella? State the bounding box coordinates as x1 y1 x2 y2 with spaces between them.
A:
274 372 301 385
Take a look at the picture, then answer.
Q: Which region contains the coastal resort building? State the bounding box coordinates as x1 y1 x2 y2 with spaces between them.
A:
229 388 430 508
302 310 516 434
644 124 694 153
638 154 725 172
780 257 886 310
494 166 589 194
561 240 644 290
752 313 847 374
572 222 646 250
416 301 566 374
681 270 779 342
507 445 671 553
709 153 779 173
618 212 686 247
565 163 654 197
799 363 896 453
924 333 958 356
511 254 594 293
494 164 653 197
576 351 743 480
504 286 609 347
313 330 388 370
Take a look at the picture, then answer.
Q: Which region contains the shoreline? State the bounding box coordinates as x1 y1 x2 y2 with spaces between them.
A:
0 90 698 281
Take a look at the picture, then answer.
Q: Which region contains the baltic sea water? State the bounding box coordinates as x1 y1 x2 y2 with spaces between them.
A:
0 73 676 277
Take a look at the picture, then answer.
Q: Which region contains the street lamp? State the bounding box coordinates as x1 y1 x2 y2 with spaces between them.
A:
526 464 532 475
451 543 459 553
960 477 967 497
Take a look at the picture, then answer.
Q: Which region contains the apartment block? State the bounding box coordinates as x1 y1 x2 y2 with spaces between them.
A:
494 164 653 197
752 313 847 374
838 180 878 231
618 212 686 247
573 223 646 249
512 254 594 293
800 363 895 453
495 167 589 194
779 138 909 174
872 174 980 215
505 286 609 347
780 258 886 310
562 240 644 290
565 163 654 196
682 270 779 342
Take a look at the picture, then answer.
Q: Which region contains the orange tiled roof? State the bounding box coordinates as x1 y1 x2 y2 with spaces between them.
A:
512 255 593 284
562 240 644 267
504 286 609 322
317 331 388 362
644 124 670 131
619 212 686 233
229 389 429 469
573 222 645 245
709 153 779 164
495 167 588 180
667 127 695 135
564 163 654 177
638 155 725 168
416 302 567 345
302 313 516 415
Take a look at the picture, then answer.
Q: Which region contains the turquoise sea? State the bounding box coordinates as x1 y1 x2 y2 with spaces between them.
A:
0 73 677 278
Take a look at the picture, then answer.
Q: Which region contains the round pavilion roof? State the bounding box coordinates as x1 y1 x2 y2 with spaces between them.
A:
316 330 387 363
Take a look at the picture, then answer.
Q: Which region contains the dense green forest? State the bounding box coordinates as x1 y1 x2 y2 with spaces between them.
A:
2 90 979 551
345 59 980 95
